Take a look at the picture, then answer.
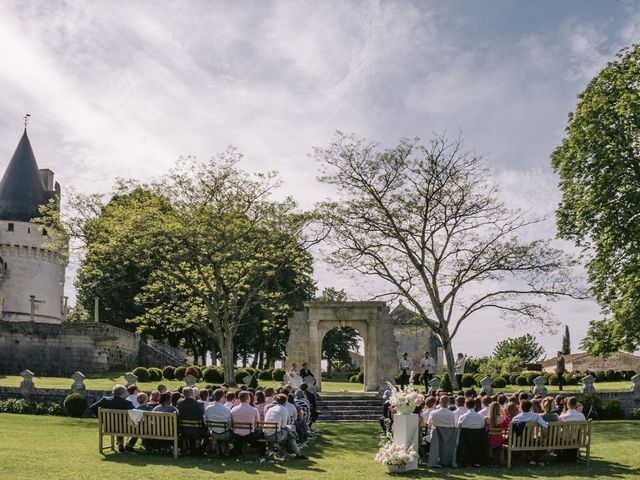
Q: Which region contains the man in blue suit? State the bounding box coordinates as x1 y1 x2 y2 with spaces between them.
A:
89 384 134 452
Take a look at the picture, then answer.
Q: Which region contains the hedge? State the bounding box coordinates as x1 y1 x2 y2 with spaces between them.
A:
175 366 187 381
493 378 507 388
272 368 285 382
148 367 163 382
258 370 272 381
64 393 88 418
0 398 64 416
461 373 476 388
131 367 150 383
203 367 224 384
185 365 202 380
162 366 176 380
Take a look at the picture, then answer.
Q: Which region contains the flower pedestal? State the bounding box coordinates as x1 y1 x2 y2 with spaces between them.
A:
387 463 410 473
392 413 419 471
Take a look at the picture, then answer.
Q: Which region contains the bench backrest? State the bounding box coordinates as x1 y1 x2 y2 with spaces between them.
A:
99 408 177 440
506 420 591 451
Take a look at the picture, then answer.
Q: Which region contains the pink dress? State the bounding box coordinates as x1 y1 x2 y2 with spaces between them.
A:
485 417 510 448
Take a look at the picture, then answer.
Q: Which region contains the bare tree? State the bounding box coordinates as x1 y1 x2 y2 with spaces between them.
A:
315 132 586 386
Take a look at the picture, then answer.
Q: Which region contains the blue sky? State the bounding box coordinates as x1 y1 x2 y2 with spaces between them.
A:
0 0 638 357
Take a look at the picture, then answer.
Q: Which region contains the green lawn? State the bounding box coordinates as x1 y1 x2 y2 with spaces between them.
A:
0 372 631 396
0 415 638 479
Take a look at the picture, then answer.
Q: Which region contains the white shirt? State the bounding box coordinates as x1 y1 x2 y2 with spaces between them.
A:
126 394 139 407
454 406 467 423
559 409 586 422
477 407 489 418
454 357 466 375
264 403 290 433
420 407 435 423
224 401 235 410
420 357 436 373
285 402 298 424
400 358 412 371
204 402 232 433
458 409 485 429
428 407 456 427
511 412 548 428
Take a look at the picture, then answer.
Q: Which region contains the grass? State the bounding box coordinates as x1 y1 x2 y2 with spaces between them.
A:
0 415 638 479
0 372 631 396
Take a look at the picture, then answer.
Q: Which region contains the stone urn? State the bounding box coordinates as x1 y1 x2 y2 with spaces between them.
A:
394 403 415 415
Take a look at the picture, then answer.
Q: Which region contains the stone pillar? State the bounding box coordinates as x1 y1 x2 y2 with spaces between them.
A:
71 371 86 393
124 373 138 387
184 375 198 387
532 376 548 396
365 319 378 392
631 373 640 400
392 414 419 471
20 370 35 394
308 319 321 391
581 374 596 395
428 377 441 392
479 376 493 396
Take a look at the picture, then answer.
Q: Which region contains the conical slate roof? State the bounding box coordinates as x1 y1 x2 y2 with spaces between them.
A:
0 130 51 222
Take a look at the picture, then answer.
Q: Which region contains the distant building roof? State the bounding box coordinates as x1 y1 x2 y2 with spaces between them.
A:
542 351 640 369
390 300 424 326
0 130 53 222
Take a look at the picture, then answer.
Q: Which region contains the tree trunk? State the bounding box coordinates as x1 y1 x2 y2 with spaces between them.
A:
441 336 457 389
242 354 248 368
251 353 258 369
222 339 236 385
327 359 333 377
258 350 264 370
210 343 217 365
193 350 199 365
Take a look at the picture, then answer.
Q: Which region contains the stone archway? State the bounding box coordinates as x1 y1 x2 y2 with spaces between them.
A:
286 301 397 391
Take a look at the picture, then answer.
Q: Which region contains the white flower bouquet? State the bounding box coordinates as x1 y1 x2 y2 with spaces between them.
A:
383 373 424 414
374 435 419 467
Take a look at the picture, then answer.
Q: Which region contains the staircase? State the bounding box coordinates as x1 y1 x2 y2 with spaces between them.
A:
316 394 384 422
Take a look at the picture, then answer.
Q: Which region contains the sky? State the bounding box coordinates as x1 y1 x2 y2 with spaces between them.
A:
0 0 638 359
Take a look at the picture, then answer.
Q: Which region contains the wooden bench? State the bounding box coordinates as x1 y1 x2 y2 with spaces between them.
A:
98 408 179 458
505 420 592 468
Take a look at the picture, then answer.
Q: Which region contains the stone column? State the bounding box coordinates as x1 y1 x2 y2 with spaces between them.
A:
631 373 640 400
532 376 548 396
479 376 493 396
124 373 138 387
71 371 86 393
392 414 419 471
365 319 378 392
581 374 596 395
308 319 321 391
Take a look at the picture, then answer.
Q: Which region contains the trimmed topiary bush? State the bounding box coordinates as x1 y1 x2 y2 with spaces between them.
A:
525 371 541 386
579 393 603 419
412 372 423 385
64 393 88 418
235 369 250 384
509 373 519 385
548 373 559 385
148 368 163 382
601 398 625 420
605 369 616 382
186 365 202 380
500 373 511 385
162 366 176 380
440 372 453 392
357 371 365 384
132 367 150 383
258 369 272 381
516 375 528 386
174 366 187 381
614 371 623 381
272 368 285 382
349 375 358 383
630 408 640 420
493 378 507 389
461 374 476 388
595 370 606 382
203 366 224 384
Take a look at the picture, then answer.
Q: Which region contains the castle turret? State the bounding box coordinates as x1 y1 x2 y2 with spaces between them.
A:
0 129 67 323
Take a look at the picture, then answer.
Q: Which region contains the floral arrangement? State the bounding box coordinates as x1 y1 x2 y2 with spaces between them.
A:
374 434 419 466
384 373 424 410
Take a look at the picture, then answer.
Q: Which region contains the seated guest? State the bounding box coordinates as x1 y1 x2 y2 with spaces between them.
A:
299 383 318 424
204 389 232 455
457 398 489 466
531 398 543 414
420 396 437 425
230 391 262 457
89 384 134 452
147 390 161 408
153 392 178 413
157 384 167 394
541 396 558 423
511 400 548 428
264 394 307 459
199 388 211 407
553 395 565 415
477 395 492 417
428 396 456 428
264 387 275 405
453 396 466 423
497 394 507 409
136 392 154 411
126 384 140 407
504 402 519 421
177 387 205 456
224 391 236 410
255 390 267 422
171 391 182 407
559 397 586 422
484 401 510 465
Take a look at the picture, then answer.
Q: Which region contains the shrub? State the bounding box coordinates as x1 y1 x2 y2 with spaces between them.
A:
461 374 477 388
412 372 423 385
493 378 507 389
0 398 63 416
595 371 606 382
174 366 187 381
272 368 286 382
162 366 176 380
605 369 616 382
203 367 224 384
601 398 625 420
509 373 519 385
525 371 542 386
629 408 640 420
258 369 272 381
186 365 202 380
148 367 163 382
624 370 636 380
614 371 623 381
357 371 365 384
64 393 88 418
500 373 511 385
515 375 528 386
132 367 150 383
349 375 358 383
579 393 603 419
548 373 559 385
235 369 251 385
440 372 453 392
245 368 257 376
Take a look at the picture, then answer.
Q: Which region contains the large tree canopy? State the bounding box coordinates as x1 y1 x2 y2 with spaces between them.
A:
316 132 584 386
493 334 545 366
552 44 640 355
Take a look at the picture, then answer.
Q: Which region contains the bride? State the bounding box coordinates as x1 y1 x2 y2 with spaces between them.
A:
285 363 303 388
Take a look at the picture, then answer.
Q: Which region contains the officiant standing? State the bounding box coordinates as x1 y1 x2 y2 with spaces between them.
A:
420 351 436 389
399 352 412 390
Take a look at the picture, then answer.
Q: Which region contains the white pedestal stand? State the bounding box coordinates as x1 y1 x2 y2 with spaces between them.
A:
392 413 419 471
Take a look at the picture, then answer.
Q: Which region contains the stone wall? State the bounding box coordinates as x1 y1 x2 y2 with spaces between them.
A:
0 321 186 376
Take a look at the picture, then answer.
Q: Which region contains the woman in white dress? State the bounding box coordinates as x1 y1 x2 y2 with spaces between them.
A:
285 363 303 388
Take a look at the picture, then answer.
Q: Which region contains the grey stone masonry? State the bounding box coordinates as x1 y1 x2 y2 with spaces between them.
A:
184 375 197 387
124 373 138 387
533 376 548 396
582 374 596 395
19 370 35 394
479 376 493 396
70 371 86 393
631 373 640 400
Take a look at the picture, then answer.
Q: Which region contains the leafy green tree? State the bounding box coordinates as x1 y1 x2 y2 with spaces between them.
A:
322 326 360 377
315 287 348 302
493 334 545 366
552 44 640 354
562 325 571 355
479 355 522 379
316 132 584 387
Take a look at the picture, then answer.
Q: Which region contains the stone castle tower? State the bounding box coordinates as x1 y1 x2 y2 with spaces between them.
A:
0 129 67 323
